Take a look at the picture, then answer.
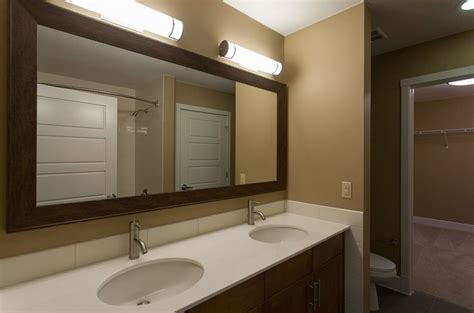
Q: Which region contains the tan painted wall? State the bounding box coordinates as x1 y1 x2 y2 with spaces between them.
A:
0 0 285 258
414 96 474 224
285 4 367 212
285 6 370 311
235 83 277 184
135 78 164 195
371 30 474 270
163 75 176 193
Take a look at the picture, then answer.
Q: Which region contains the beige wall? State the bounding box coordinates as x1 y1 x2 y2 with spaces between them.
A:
135 78 164 195
371 30 474 270
235 83 277 184
285 6 371 311
163 75 176 193
414 95 474 224
0 0 285 258
285 4 368 212
176 81 235 113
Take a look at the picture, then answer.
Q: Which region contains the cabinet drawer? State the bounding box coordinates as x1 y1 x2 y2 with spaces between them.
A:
265 249 313 299
265 274 313 313
188 274 264 313
313 234 343 270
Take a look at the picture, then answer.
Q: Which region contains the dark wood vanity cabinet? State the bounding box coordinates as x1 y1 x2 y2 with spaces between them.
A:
188 234 344 313
187 275 265 313
313 255 344 313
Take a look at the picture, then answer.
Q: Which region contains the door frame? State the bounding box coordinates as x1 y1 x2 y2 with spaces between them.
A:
175 103 232 192
399 65 474 295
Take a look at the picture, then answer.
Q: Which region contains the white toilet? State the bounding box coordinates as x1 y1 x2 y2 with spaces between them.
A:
370 253 397 311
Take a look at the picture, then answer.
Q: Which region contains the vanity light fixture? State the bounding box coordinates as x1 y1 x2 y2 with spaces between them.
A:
66 0 184 41
461 0 474 10
218 40 283 76
447 78 474 86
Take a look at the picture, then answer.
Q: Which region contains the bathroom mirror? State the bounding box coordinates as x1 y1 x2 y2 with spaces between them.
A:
36 26 277 206
8 0 287 232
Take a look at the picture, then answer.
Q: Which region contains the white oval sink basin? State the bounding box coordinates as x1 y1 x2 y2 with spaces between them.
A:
249 225 308 243
97 258 204 306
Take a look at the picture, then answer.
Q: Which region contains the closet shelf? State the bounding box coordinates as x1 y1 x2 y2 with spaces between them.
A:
414 127 474 136
415 127 474 149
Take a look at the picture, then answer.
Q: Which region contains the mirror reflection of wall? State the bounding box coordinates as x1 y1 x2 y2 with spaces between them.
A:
36 25 277 206
235 83 277 185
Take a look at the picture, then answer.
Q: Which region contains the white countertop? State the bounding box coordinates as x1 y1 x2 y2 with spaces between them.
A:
0 213 349 313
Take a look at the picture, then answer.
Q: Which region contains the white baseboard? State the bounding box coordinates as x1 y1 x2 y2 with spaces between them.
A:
413 216 473 233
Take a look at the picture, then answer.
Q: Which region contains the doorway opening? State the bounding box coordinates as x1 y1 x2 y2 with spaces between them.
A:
399 65 474 310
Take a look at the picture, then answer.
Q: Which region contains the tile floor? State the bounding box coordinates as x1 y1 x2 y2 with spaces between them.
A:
413 222 474 310
377 286 472 313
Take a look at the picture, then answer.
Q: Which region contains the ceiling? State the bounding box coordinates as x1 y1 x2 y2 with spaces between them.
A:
415 82 474 102
223 0 362 36
367 0 474 55
224 0 474 56
37 26 235 94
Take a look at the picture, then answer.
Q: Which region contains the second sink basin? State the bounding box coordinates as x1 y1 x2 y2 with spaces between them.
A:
97 258 204 306
249 225 308 243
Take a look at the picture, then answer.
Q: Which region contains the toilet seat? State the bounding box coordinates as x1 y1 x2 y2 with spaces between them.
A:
370 253 397 312
370 253 396 273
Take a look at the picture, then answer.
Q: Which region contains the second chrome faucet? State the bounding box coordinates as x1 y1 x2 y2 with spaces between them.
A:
129 220 148 260
248 199 266 225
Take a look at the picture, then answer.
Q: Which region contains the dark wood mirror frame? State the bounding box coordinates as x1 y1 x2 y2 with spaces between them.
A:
7 0 287 232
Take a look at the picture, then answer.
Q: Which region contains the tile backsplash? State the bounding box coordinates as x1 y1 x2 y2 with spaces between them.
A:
0 200 285 288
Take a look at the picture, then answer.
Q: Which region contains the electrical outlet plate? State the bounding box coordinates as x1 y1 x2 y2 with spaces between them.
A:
341 181 352 199
240 173 246 185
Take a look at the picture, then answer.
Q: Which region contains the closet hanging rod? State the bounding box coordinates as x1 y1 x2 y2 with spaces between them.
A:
38 83 160 107
414 127 474 136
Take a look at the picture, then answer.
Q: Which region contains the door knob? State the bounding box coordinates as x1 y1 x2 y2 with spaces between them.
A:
181 184 193 191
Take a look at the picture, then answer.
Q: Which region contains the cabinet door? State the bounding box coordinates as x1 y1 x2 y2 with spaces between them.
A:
313 255 343 313
265 274 313 313
265 249 313 299
188 274 264 313
313 234 343 270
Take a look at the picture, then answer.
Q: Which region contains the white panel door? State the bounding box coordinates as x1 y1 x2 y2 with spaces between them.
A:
37 84 117 206
176 104 230 191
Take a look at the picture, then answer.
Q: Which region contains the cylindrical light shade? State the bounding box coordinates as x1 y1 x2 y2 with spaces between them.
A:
219 40 282 76
66 0 184 41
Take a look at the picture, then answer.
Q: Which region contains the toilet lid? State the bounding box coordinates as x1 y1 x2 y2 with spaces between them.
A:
370 253 396 273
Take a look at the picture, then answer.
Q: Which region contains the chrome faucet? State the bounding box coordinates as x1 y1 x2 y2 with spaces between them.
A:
129 221 148 260
248 199 266 225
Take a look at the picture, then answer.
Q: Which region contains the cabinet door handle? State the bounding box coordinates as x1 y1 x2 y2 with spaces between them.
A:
316 279 321 308
308 279 320 312
308 283 316 312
